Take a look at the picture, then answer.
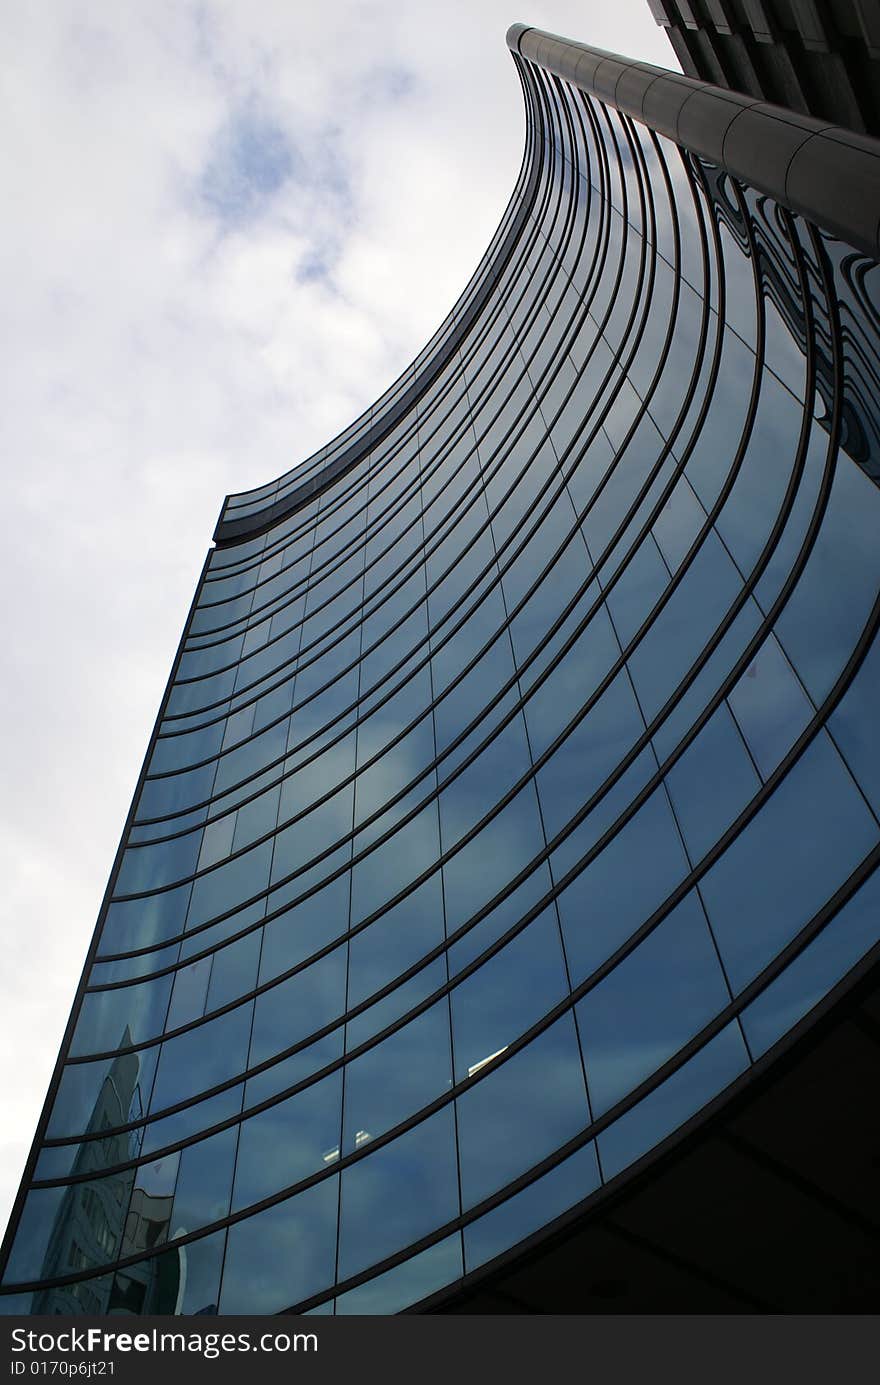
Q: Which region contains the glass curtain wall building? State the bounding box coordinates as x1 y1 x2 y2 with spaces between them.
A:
3 24 880 1315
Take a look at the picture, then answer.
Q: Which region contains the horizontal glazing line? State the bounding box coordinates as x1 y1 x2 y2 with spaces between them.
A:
128 250 637 850
96 140 715 975
0 66 547 1301
101 125 682 933
20 113 792 1108
194 83 584 639
204 145 550 604
125 143 654 875
162 146 720 747
131 235 630 860
30 856 880 1305
191 75 579 628
110 247 701 930
202 89 551 592
76 236 780 1081
21 827 880 1292
124 99 663 858
171 105 636 717
68 317 764 1102
65 244 816 1108
286 900 880 1314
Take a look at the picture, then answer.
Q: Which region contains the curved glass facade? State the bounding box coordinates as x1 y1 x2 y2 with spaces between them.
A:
2 31 880 1317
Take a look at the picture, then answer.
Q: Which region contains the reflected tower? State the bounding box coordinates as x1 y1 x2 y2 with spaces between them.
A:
2 23 880 1314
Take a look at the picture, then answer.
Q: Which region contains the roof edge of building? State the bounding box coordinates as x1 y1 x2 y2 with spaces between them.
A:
507 23 880 264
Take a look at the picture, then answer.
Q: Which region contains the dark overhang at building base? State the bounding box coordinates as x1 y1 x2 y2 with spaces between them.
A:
425 953 880 1313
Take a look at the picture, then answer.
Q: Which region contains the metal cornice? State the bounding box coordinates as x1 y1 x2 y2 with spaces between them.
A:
506 23 880 264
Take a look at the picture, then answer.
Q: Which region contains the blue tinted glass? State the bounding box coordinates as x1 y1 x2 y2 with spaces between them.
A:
345 957 448 1051
442 786 545 931
259 875 350 980
72 975 172 1056
464 1142 601 1272
774 451 880 701
450 907 568 1081
149 1002 254 1112
123 1152 179 1258
597 1022 749 1181
232 1073 343 1211
3 1185 68 1283
338 1107 459 1281
249 948 346 1068
205 928 261 1011
139 1083 244 1156
186 841 273 930
727 635 813 779
556 788 689 984
829 628 880 817
171 1126 238 1237
535 668 645 842
343 1001 452 1151
335 1234 463 1315
663 703 761 861
47 1047 158 1139
700 732 879 993
6 1169 134 1285
99 886 193 955
576 892 731 1115
219 1178 338 1313
347 876 445 1009
456 1013 589 1210
741 866 880 1057
166 957 211 1029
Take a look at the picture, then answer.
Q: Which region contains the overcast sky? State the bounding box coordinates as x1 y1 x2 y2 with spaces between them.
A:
0 2 676 1245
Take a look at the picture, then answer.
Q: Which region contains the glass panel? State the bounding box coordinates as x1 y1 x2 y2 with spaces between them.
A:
122 1152 179 1258
219 1178 338 1313
741 866 880 1057
463 1142 600 1272
456 1013 589 1210
47 1047 158 1140
335 1234 463 1315
170 1126 238 1237
700 732 879 994
232 1072 343 1211
555 787 689 985
342 1001 452 1153
575 892 731 1116
597 1022 749 1182
450 907 568 1083
71 975 173 1056
149 1002 254 1113
727 635 813 780
663 703 761 862
4 1169 134 1285
338 1107 459 1282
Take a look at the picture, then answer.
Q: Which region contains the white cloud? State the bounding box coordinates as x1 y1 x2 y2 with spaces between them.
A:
0 0 677 1248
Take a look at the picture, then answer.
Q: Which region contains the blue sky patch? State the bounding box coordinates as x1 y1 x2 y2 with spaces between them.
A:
201 106 295 224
